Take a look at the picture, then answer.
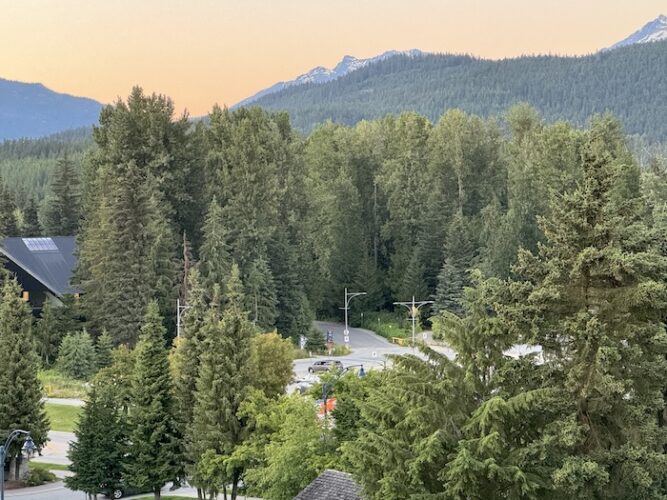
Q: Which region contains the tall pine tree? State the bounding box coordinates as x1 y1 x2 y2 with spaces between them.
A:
125 302 182 499
0 277 49 479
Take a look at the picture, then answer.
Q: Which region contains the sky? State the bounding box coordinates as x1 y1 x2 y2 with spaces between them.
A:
0 0 664 115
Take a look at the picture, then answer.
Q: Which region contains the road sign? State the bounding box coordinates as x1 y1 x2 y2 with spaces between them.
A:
326 330 334 343
344 335 350 343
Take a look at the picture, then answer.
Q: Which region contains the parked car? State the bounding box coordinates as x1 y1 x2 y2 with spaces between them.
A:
308 359 344 373
102 479 151 499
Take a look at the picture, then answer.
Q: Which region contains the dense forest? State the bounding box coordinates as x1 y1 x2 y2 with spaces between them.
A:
2 92 667 344
2 88 667 498
247 40 667 142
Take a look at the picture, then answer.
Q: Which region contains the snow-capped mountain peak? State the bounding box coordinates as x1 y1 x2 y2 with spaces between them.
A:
605 14 667 50
235 49 425 107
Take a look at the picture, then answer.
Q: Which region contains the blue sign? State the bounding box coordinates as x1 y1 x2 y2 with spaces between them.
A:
327 330 334 343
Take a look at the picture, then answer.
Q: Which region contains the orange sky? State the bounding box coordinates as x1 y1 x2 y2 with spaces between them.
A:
0 0 663 115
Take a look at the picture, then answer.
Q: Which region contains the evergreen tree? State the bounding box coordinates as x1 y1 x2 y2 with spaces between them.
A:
34 300 62 367
57 330 97 379
20 197 41 236
199 197 232 293
95 330 114 370
434 214 477 315
187 284 254 500
43 154 80 235
170 267 208 454
66 387 127 497
245 256 278 330
125 302 181 499
0 180 18 236
0 277 49 478
500 121 667 498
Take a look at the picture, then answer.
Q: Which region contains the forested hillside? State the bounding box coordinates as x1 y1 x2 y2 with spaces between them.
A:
246 40 667 141
4 88 667 499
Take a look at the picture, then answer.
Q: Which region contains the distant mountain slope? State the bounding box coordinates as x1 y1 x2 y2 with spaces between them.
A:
243 41 667 141
234 50 424 107
606 14 667 50
0 78 102 141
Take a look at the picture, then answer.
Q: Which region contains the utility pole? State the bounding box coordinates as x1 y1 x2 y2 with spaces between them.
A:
342 288 366 345
393 296 433 348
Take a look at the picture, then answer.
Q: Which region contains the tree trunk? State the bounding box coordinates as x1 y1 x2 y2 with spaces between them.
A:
154 487 161 500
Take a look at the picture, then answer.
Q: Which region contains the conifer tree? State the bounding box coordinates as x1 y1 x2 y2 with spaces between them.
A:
502 120 667 498
245 256 278 330
0 277 49 478
95 330 114 370
200 197 232 293
43 154 80 235
434 214 477 315
66 387 127 497
57 330 97 379
125 302 182 499
188 281 254 500
20 197 41 236
170 267 208 433
34 300 62 367
0 180 18 236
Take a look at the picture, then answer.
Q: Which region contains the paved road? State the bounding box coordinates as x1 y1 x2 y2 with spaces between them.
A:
32 431 74 466
4 481 224 500
292 322 414 383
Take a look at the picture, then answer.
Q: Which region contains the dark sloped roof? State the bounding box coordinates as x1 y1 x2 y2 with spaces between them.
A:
0 237 78 296
295 469 362 500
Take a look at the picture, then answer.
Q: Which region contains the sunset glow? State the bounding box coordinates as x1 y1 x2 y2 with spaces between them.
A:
1 0 663 115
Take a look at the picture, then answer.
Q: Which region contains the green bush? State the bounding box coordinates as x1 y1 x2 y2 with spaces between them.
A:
305 326 326 352
360 311 412 339
39 369 89 398
24 467 56 486
57 330 97 379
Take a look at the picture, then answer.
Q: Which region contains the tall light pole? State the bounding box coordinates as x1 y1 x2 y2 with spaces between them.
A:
393 296 433 348
176 298 191 338
342 288 366 345
1 430 35 500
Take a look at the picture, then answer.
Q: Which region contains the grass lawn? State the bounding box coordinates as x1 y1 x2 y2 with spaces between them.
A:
134 497 194 499
45 402 81 432
39 369 89 399
30 461 69 472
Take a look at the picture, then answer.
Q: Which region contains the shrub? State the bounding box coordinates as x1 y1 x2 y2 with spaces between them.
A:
305 326 326 352
24 467 56 486
57 330 97 379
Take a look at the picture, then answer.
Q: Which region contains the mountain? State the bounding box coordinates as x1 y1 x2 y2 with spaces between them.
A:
234 49 424 107
241 40 667 141
0 78 103 141
606 14 667 50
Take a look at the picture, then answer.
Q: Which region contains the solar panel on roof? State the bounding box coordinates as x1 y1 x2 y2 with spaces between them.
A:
23 237 58 252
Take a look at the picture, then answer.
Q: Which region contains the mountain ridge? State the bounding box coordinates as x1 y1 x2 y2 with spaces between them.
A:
0 77 102 141
606 14 667 50
233 49 424 108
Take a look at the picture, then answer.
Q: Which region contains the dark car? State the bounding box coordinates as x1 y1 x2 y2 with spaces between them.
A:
102 480 151 499
308 359 344 373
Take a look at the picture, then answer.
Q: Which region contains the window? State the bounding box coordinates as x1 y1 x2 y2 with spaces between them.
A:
22 291 29 301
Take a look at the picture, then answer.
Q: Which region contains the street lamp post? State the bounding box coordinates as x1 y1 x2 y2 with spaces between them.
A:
393 296 434 349
1 430 36 500
176 298 191 338
341 288 366 345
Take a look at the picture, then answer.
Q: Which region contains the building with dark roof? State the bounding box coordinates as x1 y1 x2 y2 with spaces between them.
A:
295 469 362 500
0 236 79 311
